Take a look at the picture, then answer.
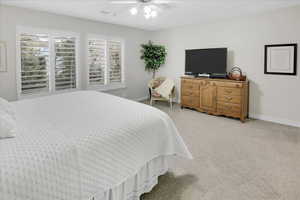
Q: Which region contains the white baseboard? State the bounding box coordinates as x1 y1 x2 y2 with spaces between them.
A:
249 113 300 128
134 96 149 102
135 97 299 128
135 96 180 103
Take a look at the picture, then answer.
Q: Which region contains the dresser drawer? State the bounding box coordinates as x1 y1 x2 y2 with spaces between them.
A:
182 81 200 97
182 79 199 84
216 82 243 88
181 80 200 89
181 96 199 108
218 95 241 104
217 102 241 115
218 87 241 96
182 88 200 97
182 83 199 90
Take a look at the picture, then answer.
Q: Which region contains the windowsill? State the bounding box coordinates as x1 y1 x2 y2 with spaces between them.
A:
18 83 126 100
87 83 126 92
18 88 80 100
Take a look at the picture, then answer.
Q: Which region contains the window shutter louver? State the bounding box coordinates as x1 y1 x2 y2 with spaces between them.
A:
20 33 50 94
88 39 106 85
108 41 122 83
54 37 77 90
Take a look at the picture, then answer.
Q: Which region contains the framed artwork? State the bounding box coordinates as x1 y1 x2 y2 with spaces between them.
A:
0 41 7 72
264 43 297 75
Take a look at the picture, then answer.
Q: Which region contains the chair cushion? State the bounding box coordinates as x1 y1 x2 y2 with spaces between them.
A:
150 77 166 89
152 80 161 89
152 91 162 97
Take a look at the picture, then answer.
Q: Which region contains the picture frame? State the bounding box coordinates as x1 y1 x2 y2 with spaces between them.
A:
0 41 7 72
264 43 297 75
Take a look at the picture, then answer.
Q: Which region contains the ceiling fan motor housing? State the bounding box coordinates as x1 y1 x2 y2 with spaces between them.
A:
140 0 152 3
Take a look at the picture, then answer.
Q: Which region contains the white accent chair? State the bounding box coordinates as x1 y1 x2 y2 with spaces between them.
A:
148 77 175 109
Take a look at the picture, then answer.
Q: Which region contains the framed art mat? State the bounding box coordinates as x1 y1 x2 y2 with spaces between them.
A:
264 43 297 75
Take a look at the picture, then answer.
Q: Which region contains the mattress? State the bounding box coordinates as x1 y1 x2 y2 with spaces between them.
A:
0 91 192 200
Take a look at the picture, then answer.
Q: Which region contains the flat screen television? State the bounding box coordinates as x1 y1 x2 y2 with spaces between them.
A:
185 48 227 75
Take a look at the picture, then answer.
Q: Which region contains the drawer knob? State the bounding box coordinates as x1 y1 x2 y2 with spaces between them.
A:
226 96 233 101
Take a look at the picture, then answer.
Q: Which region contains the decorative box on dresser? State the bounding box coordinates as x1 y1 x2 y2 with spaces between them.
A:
181 76 249 122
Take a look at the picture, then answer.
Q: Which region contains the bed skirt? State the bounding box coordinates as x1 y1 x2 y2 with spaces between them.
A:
92 156 169 200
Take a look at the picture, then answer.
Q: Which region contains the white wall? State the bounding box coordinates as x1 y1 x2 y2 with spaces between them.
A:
0 5 152 101
152 6 300 127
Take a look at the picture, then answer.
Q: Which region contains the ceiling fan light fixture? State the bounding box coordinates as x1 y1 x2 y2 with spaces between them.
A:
130 7 138 15
118 1 160 19
144 6 152 14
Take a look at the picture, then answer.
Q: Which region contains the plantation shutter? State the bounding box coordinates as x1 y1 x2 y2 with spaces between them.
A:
54 36 77 90
88 39 106 85
108 41 122 83
20 33 50 94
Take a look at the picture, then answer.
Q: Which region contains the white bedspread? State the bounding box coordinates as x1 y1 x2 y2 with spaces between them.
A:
0 91 192 200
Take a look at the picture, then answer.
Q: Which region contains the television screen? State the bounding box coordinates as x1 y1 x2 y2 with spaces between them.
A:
185 48 227 75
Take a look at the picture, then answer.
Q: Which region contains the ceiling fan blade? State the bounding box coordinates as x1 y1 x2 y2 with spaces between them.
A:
152 0 183 4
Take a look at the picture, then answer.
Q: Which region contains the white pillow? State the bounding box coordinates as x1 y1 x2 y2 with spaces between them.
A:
0 97 16 120
0 110 16 139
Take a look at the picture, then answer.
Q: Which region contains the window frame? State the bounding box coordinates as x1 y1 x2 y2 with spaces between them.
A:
16 26 81 99
86 34 125 91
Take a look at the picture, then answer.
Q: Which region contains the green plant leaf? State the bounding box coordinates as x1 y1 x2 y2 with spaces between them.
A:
140 40 167 77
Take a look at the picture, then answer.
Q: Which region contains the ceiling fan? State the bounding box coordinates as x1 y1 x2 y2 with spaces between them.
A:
108 0 182 19
109 0 181 3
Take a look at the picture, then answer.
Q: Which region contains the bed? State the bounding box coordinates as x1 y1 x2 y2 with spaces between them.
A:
0 91 192 200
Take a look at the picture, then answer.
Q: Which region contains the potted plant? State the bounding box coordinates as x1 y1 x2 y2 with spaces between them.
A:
140 41 167 79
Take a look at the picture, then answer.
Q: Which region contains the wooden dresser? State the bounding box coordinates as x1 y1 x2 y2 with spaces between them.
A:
181 77 249 122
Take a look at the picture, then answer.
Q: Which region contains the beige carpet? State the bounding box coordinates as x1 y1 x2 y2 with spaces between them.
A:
141 101 300 200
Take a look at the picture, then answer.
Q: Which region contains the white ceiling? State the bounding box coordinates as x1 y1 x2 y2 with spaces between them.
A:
1 0 300 31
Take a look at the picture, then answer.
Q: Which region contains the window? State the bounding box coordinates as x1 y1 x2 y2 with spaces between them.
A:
88 38 106 85
54 36 77 90
108 41 122 83
20 33 50 94
87 36 124 89
17 27 79 97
